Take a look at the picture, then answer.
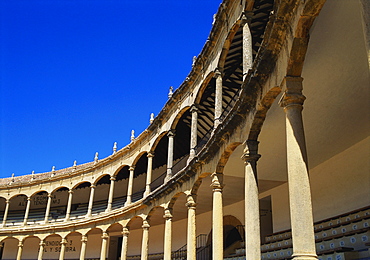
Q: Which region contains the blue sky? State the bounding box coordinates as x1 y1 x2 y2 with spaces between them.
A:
0 0 221 178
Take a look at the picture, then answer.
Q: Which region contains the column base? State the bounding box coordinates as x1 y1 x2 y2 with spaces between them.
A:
292 253 318 260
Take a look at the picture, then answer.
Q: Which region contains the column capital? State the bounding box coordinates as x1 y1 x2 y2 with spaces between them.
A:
214 68 223 77
167 130 176 137
18 241 23 247
81 235 88 243
90 184 96 189
101 232 109 240
27 197 31 201
122 227 130 236
39 240 45 247
68 189 74 194
142 220 150 230
279 76 306 108
47 193 53 198
241 11 254 25
147 152 154 158
6 199 10 204
61 238 67 245
186 194 197 209
241 140 261 164
190 104 199 113
110 176 116 181
211 173 224 191
129 166 135 171
163 208 173 220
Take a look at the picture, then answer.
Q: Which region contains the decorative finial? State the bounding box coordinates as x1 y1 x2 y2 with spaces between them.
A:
150 113 154 124
192 56 197 66
131 130 135 142
52 166 55 171
94 152 99 163
113 142 117 154
11 173 15 182
31 171 35 180
73 160 77 171
212 13 217 25
168 86 173 99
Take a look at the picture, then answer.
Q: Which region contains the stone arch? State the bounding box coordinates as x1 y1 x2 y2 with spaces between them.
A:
94 173 111 186
169 106 191 130
72 181 92 190
194 72 215 104
149 131 168 153
1 236 19 260
168 191 187 209
22 235 41 259
112 164 130 178
216 142 243 174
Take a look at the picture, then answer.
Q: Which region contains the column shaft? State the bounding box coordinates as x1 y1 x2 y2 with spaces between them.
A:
211 173 224 260
186 195 197 260
141 220 150 260
165 131 175 182
86 185 96 217
65 190 73 221
280 77 317 260
214 70 223 129
120 228 129 260
144 153 154 196
2 200 10 226
242 14 253 80
38 240 45 260
242 140 261 259
16 242 23 260
80 236 88 260
23 198 31 226
100 232 109 260
189 105 198 160
106 176 116 212
125 166 135 206
59 239 67 260
44 194 52 223
163 209 172 260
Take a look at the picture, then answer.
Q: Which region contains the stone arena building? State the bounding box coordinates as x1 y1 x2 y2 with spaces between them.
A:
0 0 369 259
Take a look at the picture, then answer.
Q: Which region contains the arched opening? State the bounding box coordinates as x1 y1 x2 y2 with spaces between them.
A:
132 152 148 202
92 174 111 215
112 165 130 208
70 182 91 219
6 194 27 226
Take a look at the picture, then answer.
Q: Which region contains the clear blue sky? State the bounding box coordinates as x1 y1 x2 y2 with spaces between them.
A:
0 0 221 178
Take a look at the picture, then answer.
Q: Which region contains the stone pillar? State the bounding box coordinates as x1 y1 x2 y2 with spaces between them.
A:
44 194 52 223
163 208 173 260
242 12 253 80
279 76 317 260
65 190 73 221
100 232 109 260
120 227 130 260
86 185 96 217
125 166 135 206
165 130 175 182
144 153 154 196
189 105 199 161
214 69 223 129
211 173 224 260
2 199 10 227
16 241 23 260
59 238 67 260
141 220 150 260
80 235 88 260
186 195 197 260
241 140 261 260
106 176 116 212
38 240 45 260
23 197 31 226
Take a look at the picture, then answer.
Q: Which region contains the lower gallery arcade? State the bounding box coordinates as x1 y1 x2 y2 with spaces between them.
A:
0 0 369 259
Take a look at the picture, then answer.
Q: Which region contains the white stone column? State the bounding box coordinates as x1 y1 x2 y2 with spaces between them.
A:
186 194 197 260
100 232 109 260
141 220 150 260
242 12 253 80
163 208 173 260
214 69 223 129
144 153 154 196
125 166 135 206
23 197 31 226
38 240 45 260
65 190 73 221
106 176 116 212
279 76 317 260
44 194 52 223
120 227 130 260
211 173 224 260
2 199 10 227
16 241 23 260
86 185 96 217
189 105 199 161
80 235 88 260
59 238 67 260
241 140 261 260
165 130 175 182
